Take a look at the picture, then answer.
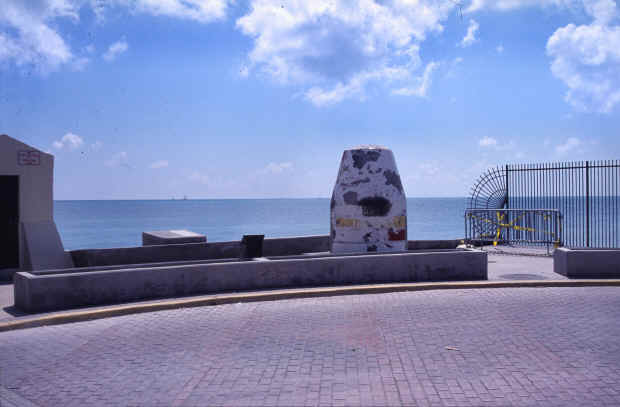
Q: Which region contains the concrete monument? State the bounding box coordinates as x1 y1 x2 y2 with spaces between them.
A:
330 145 407 253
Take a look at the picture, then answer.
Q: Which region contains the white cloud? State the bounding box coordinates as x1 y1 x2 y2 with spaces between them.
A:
465 0 620 113
392 61 440 97
103 40 128 62
52 132 84 150
305 66 409 106
0 0 77 72
236 0 457 105
116 0 229 23
547 21 620 113
479 136 498 147
105 151 131 168
261 162 293 174
556 137 582 154
460 19 479 47
149 160 169 169
582 0 618 24
0 0 231 73
496 44 504 53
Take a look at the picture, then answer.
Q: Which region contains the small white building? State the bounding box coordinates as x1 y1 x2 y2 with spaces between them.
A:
0 134 72 279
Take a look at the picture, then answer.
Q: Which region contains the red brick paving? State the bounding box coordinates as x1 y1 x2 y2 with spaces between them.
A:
2 287 620 406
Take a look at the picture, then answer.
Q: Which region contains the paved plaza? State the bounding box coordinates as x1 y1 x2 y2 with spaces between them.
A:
2 286 620 406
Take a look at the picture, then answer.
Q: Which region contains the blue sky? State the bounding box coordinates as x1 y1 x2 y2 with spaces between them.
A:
1 0 619 199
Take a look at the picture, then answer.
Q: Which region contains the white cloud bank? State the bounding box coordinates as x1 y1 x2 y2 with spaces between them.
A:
0 0 231 72
2 0 618 113
0 0 76 73
53 132 84 150
236 0 458 106
464 0 620 113
103 40 128 62
546 1 620 113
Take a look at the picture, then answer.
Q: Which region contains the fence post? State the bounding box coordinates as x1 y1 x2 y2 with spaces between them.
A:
505 165 509 244
586 161 590 247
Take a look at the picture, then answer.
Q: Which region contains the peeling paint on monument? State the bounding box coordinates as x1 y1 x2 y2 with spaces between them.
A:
330 146 407 254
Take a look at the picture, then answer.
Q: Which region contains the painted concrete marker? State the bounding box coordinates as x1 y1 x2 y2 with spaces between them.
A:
2 279 620 332
330 145 407 254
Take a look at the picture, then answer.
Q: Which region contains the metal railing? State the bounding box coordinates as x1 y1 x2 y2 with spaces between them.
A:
469 160 620 248
465 208 563 252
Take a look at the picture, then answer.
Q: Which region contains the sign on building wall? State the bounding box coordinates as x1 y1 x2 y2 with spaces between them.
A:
18 151 40 166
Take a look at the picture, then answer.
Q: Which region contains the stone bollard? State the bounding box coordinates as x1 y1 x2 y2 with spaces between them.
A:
330 145 407 254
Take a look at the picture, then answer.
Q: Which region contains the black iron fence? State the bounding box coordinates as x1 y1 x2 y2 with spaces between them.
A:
469 160 620 248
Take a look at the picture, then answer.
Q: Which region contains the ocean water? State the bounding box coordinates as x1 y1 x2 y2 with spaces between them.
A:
54 198 468 250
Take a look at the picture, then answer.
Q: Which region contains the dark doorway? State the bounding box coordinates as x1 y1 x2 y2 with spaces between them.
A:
0 176 19 269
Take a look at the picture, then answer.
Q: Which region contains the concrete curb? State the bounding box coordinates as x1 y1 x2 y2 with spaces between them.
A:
2 279 620 332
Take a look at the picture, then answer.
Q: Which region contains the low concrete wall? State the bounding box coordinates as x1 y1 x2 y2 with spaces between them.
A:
554 247 620 278
15 249 487 312
407 240 461 250
69 237 464 268
70 241 238 267
71 235 330 267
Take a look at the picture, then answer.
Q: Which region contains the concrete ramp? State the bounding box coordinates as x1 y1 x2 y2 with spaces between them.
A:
22 221 74 271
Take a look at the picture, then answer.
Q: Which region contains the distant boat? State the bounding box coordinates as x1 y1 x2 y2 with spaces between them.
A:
183 195 188 200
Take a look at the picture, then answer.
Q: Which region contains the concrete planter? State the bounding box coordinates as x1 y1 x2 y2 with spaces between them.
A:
15 249 487 312
554 247 620 278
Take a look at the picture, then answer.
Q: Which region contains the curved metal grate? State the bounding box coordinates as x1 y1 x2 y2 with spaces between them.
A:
468 167 508 238
469 166 507 210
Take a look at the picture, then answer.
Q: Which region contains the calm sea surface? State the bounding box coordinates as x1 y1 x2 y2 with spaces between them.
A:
54 198 468 250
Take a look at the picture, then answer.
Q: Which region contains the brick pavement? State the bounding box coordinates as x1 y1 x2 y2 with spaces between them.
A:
2 287 620 406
